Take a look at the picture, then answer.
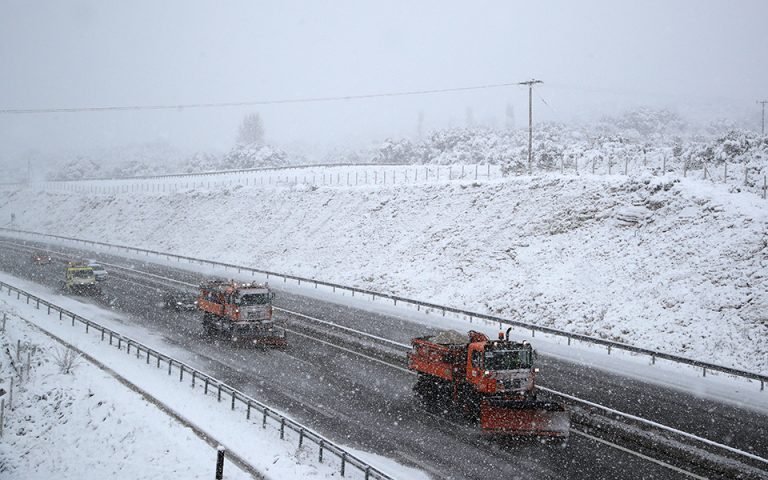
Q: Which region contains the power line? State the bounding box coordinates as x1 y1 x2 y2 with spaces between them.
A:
0 81 528 115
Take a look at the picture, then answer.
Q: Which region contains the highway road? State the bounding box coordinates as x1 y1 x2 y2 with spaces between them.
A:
2 238 766 479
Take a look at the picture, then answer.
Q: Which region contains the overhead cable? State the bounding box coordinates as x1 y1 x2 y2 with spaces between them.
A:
0 81 526 115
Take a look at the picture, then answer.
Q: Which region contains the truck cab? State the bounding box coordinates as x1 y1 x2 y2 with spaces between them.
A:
467 338 536 397
64 263 100 295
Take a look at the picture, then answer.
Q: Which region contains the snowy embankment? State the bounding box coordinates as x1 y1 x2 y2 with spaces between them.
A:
0 172 766 373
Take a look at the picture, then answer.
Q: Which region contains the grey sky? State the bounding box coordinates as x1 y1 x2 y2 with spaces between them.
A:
1 0 766 158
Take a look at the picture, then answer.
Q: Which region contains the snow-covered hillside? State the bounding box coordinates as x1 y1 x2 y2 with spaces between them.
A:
2 172 767 373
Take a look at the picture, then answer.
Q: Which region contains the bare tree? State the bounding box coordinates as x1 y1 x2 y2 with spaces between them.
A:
505 103 515 130
237 113 265 146
51 346 81 374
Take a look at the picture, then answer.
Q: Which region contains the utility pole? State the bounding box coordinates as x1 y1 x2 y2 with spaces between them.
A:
519 79 543 174
758 100 767 136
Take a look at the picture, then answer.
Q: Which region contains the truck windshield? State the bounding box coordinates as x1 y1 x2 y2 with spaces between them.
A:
485 349 532 370
238 293 271 306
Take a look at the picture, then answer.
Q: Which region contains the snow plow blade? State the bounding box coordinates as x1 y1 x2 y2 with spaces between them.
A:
480 399 570 438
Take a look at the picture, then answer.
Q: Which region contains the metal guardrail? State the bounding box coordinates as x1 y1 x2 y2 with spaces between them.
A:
0 279 393 480
1 227 766 391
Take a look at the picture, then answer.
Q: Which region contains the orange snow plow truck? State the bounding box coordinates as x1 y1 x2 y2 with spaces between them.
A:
407 329 569 438
197 280 287 347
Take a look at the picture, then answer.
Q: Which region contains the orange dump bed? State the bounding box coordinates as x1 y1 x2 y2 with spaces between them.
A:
407 337 466 381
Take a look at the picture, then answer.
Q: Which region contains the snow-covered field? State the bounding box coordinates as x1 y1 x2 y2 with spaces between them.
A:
0 169 766 374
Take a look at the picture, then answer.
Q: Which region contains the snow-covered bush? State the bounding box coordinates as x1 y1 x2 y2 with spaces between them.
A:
220 143 289 170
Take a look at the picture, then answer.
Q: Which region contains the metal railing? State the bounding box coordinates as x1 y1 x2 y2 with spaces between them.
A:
1 227 765 391
0 279 393 480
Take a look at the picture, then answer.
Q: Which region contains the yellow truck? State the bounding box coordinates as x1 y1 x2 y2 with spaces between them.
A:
64 263 101 295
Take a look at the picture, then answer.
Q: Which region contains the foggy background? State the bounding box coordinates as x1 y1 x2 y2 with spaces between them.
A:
1 0 767 166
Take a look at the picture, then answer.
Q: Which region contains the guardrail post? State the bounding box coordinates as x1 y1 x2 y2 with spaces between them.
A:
365 466 371 479
36 299 39 309
146 349 150 364
215 446 225 480
298 428 304 447
341 452 346 477
191 370 196 387
168 359 172 375
761 380 764 391
204 377 209 394
59 311 62 320
262 408 268 428
47 305 50 314
319 440 324 463
607 345 611 355
157 354 161 368
179 365 184 382
246 401 251 420
71 314 75 326
127 343 130 355
703 367 706 378
651 353 656 365
231 391 235 410
280 418 285 439
85 321 89 333
567 337 571 346
217 384 222 402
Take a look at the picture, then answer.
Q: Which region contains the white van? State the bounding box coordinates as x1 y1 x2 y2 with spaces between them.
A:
88 262 108 282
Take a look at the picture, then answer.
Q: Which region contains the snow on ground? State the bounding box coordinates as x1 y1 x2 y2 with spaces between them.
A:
0 170 766 375
0 274 428 480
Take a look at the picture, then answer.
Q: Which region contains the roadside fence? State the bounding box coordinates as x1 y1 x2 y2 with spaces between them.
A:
2 164 501 195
